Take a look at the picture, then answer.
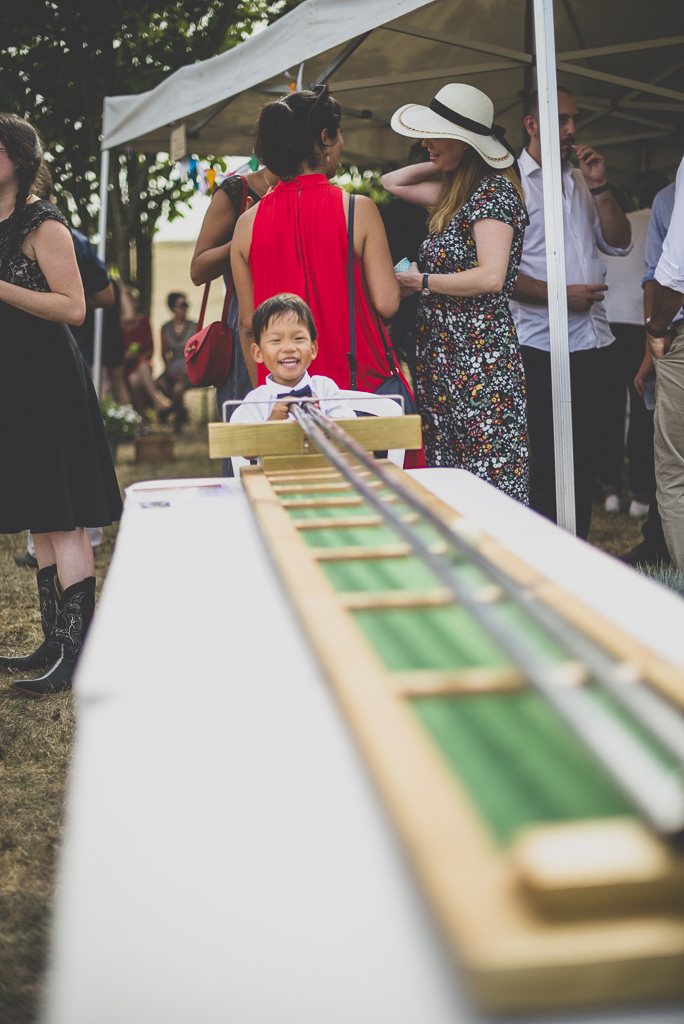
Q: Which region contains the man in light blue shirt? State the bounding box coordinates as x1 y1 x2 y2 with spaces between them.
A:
643 182 677 287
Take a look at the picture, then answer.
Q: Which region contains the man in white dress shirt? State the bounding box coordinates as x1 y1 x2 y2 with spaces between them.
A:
644 154 684 570
511 88 632 538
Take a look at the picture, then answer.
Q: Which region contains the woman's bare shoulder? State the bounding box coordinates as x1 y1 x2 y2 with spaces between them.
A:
351 193 383 225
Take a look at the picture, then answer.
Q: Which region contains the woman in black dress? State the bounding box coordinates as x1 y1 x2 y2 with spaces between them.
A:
191 166 277 475
0 114 122 695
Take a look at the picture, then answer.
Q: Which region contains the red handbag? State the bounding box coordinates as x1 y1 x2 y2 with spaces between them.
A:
184 175 249 388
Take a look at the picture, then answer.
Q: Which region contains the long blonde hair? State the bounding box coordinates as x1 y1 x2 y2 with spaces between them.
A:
428 147 525 233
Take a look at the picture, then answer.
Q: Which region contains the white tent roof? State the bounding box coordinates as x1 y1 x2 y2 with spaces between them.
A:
102 0 684 181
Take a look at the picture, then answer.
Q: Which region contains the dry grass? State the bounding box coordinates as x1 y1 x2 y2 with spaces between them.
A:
587 493 645 557
0 415 219 1023
0 425 665 1021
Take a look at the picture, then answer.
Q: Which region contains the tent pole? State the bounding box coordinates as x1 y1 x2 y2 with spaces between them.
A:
532 0 576 533
93 147 110 399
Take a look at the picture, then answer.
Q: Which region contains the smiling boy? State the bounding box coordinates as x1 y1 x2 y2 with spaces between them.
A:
231 293 355 424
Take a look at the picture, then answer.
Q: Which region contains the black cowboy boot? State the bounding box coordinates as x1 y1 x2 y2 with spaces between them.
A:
0 564 60 672
9 576 96 697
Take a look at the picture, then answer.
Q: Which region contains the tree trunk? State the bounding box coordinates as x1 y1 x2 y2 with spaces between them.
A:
107 153 156 316
135 228 154 320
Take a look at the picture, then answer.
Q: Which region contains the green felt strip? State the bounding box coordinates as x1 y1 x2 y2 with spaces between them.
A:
321 556 443 592
299 521 444 549
411 692 636 845
353 605 514 670
278 480 674 840
287 505 379 520
301 524 403 548
282 489 397 504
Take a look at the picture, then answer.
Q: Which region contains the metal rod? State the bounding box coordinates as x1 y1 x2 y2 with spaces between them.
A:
313 32 373 86
92 147 110 398
290 404 684 836
303 406 684 767
188 95 237 138
533 0 576 534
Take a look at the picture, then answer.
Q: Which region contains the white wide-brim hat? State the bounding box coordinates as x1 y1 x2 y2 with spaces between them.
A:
391 83 514 169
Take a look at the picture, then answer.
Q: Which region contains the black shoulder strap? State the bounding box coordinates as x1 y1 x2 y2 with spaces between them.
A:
347 193 357 390
347 193 401 386
375 310 400 375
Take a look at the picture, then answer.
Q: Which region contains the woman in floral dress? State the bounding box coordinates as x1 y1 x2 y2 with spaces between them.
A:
383 84 529 502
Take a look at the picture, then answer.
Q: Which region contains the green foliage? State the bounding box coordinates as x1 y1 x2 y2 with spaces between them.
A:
636 562 684 597
0 1 307 310
99 398 141 443
334 165 394 210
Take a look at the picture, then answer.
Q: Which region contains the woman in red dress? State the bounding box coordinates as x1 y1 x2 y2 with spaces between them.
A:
231 88 403 395
120 285 170 419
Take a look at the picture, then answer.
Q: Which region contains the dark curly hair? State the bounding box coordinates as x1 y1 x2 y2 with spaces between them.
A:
0 114 43 280
253 88 342 181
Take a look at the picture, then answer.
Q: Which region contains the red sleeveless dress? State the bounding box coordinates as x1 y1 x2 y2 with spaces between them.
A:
249 175 421 464
249 175 424 466
250 175 397 390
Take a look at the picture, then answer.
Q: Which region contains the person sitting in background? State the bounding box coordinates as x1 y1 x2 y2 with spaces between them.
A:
600 171 669 519
381 142 430 384
121 285 171 422
103 278 132 405
231 293 355 425
156 291 196 432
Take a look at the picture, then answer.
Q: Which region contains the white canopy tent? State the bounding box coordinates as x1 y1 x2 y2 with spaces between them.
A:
96 0 684 532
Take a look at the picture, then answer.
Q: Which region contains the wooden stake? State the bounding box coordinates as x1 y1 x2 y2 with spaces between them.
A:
390 666 524 694
311 542 448 561
339 588 454 610
272 480 382 493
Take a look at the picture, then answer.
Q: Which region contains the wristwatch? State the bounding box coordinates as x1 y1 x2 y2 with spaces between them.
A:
589 181 611 196
422 273 430 296
645 317 667 339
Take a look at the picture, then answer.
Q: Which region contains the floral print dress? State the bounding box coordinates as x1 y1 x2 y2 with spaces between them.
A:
416 174 529 502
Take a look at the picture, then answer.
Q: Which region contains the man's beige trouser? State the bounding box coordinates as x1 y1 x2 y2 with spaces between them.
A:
654 319 684 569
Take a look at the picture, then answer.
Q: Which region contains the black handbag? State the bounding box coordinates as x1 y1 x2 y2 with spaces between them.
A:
347 193 418 416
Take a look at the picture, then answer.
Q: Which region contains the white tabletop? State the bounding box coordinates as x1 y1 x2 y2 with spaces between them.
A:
44 472 684 1024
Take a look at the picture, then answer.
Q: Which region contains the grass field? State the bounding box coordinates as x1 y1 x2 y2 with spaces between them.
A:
0 415 670 1021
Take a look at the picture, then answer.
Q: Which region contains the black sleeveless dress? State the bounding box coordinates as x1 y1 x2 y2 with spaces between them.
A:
0 200 123 534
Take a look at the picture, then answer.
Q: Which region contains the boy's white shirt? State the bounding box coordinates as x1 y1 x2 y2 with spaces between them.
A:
230 371 356 424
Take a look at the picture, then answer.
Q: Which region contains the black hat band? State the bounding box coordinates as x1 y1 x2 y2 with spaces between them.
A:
428 96 516 160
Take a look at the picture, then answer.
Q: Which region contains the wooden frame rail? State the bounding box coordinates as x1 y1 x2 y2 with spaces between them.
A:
208 415 422 459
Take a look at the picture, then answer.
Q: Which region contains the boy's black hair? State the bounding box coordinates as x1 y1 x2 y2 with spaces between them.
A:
252 293 317 346
167 292 186 311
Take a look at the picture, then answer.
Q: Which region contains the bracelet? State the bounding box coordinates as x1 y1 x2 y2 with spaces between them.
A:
645 317 668 339
589 181 611 196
